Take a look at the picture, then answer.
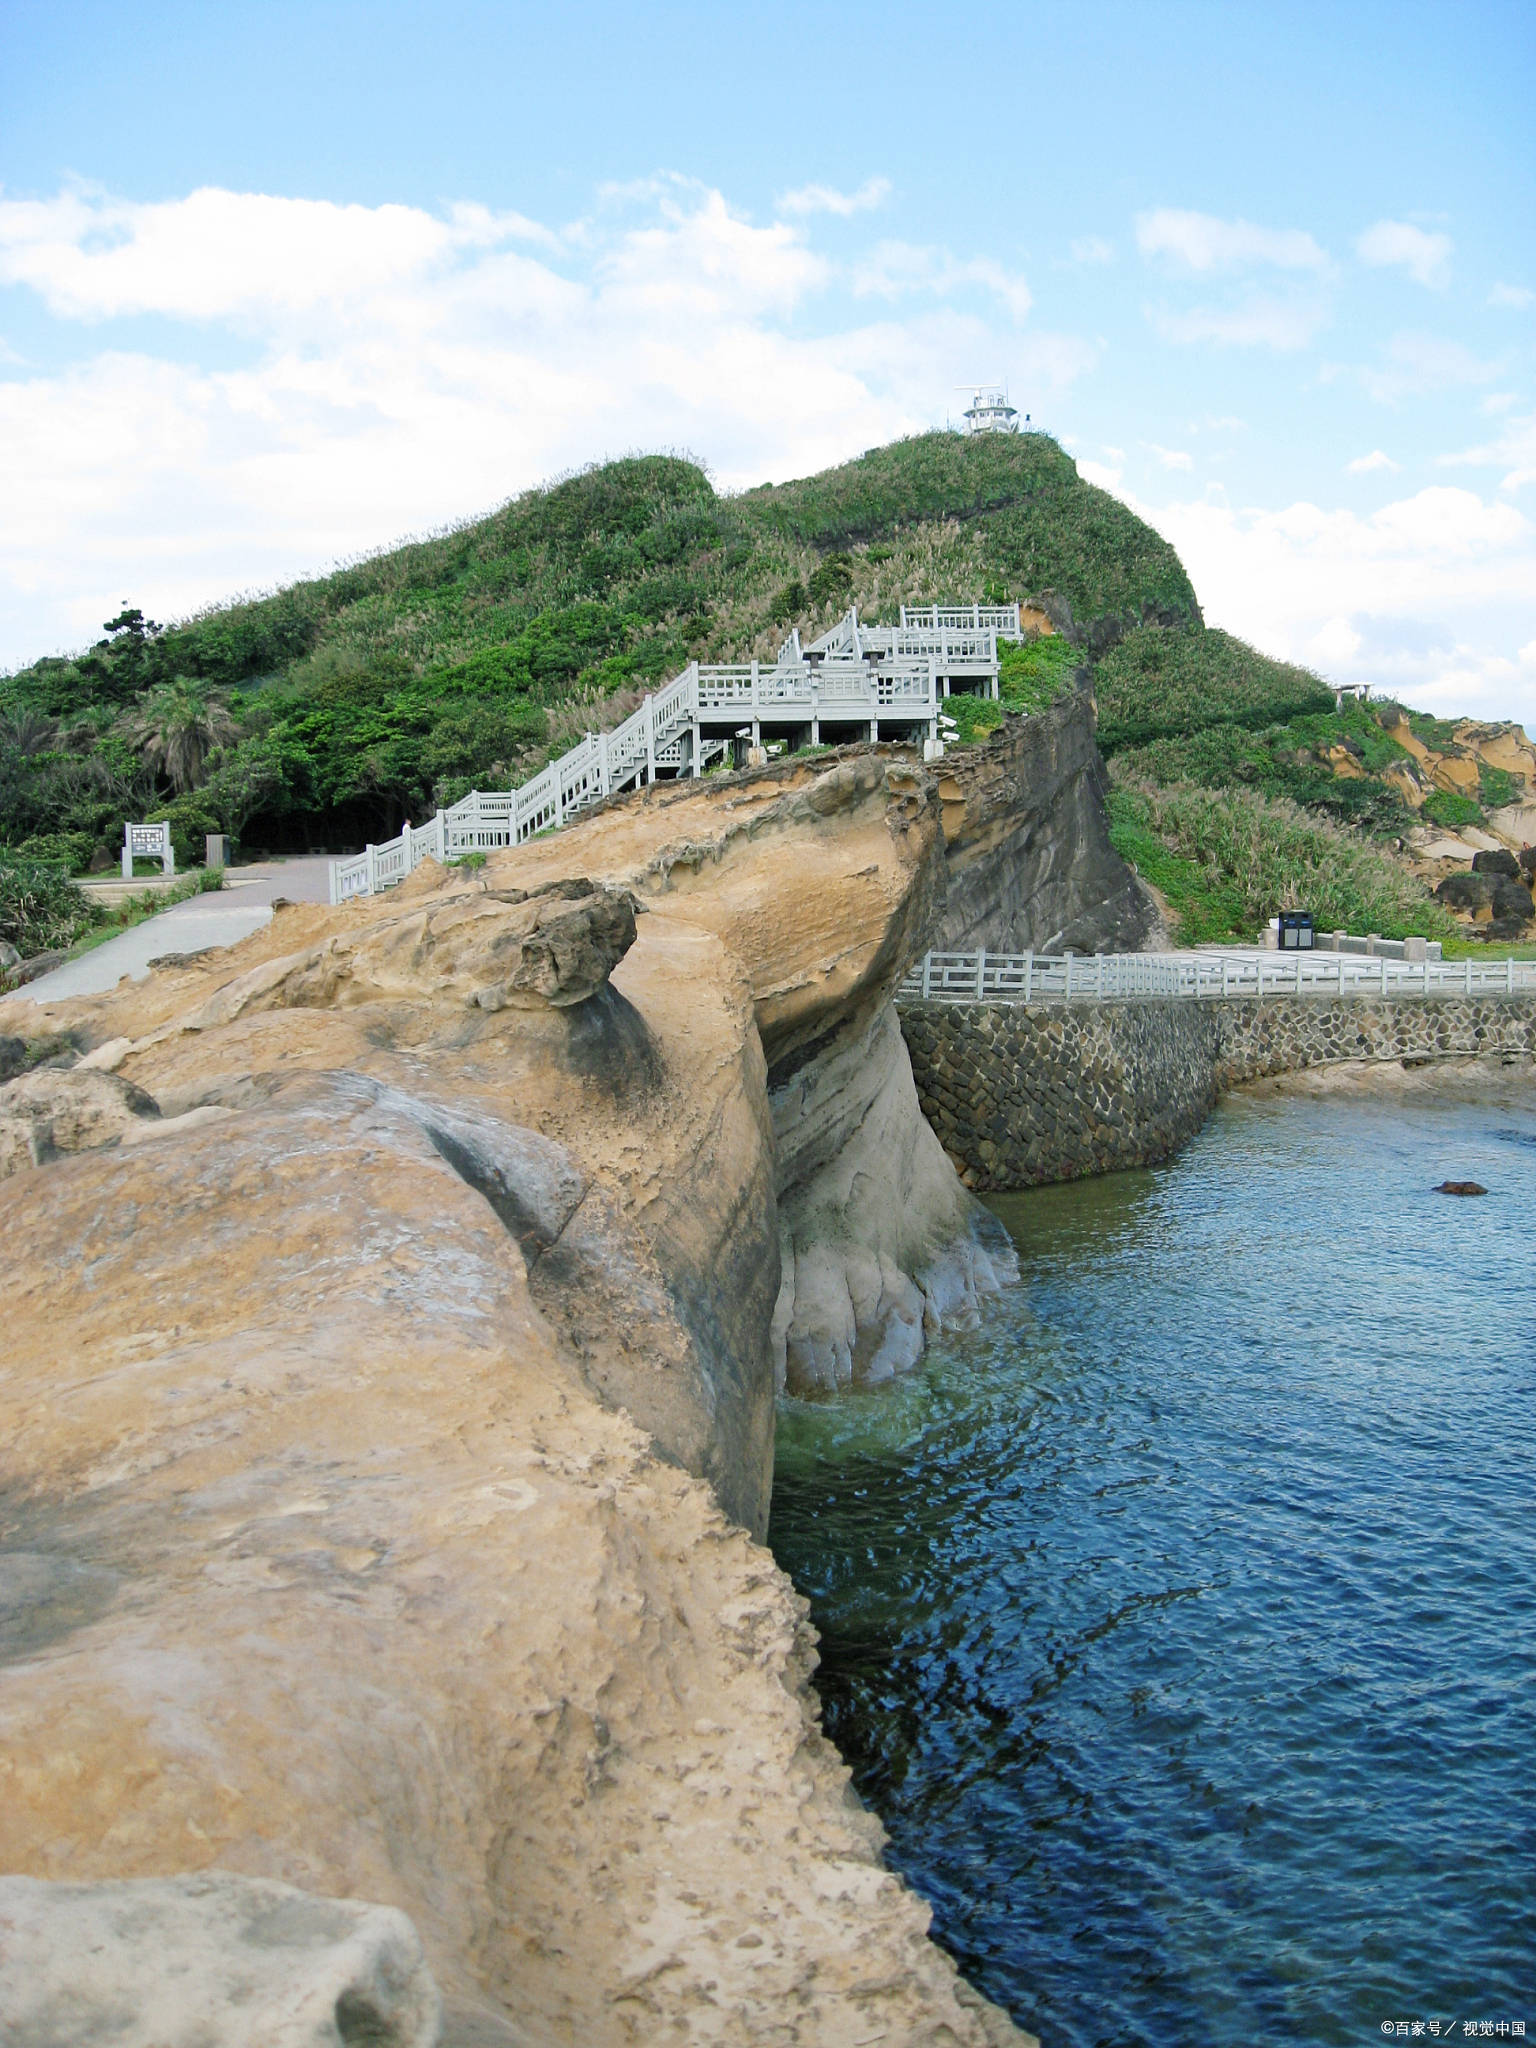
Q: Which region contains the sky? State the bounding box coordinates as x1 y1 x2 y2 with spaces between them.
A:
2 0 1533 723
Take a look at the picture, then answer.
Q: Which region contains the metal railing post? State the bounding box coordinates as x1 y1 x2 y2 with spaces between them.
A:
975 947 987 1001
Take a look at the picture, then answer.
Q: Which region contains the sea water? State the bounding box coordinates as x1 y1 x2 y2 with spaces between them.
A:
770 1076 1536 2048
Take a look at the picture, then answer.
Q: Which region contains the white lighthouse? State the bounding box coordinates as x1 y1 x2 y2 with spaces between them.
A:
960 384 1020 435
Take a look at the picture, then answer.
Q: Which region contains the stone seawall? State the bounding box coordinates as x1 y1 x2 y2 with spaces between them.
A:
900 995 1536 1191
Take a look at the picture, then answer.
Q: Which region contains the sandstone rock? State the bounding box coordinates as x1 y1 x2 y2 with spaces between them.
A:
0 757 1039 2047
0 1064 160 1177
0 1871 443 2048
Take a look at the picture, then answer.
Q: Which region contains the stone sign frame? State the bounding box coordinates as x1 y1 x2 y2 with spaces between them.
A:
122 821 176 879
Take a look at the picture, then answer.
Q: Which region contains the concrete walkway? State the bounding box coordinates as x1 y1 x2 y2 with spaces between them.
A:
17 858 334 1004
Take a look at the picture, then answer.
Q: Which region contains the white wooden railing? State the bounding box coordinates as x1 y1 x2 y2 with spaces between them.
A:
899 948 1536 1005
901 603 1022 637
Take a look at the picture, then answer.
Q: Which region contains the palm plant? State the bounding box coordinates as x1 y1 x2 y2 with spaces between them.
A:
120 678 239 794
0 709 61 759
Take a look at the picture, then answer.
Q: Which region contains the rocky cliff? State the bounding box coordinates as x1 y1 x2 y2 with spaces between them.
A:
1 750 1041 2048
926 681 1164 955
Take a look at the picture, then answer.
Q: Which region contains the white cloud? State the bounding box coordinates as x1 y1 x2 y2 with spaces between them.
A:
852 240 1033 322
0 179 1098 664
1146 442 1194 471
1359 331 1503 403
1069 236 1114 266
1150 295 1329 351
1355 220 1452 289
776 177 891 218
1136 208 1331 274
1121 480 1536 725
1489 282 1534 309
1346 449 1399 474
1437 410 1536 493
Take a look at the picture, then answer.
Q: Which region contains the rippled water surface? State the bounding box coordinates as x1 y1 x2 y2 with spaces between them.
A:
770 1080 1536 2047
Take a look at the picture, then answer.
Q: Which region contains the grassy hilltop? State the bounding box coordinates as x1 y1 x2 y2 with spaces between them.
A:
1 429 1522 958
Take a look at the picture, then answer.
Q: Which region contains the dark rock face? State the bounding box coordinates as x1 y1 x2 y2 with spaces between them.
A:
926 683 1161 957
1437 871 1495 913
1472 849 1521 880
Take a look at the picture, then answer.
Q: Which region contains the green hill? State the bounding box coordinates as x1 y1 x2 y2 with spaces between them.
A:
0 428 1496 956
0 433 1195 868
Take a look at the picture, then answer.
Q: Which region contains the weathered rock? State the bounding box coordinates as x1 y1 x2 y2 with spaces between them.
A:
0 1064 160 1178
1472 849 1521 879
0 1871 443 2048
1436 871 1495 913
0 755 1033 2048
1434 1179 1488 1195
924 683 1163 955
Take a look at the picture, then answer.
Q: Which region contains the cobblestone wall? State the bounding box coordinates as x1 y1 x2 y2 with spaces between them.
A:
899 995 1536 1191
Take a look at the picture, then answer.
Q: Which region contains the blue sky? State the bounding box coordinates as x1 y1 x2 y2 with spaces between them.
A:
2 0 1533 721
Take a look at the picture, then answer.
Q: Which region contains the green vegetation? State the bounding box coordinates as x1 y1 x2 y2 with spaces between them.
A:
1 434 1198 863
1422 787 1484 830
941 695 1006 744
998 633 1079 714
1109 782 1457 944
1104 790 1250 944
0 860 98 958
1110 697 1418 836
1479 763 1520 812
1094 623 1334 753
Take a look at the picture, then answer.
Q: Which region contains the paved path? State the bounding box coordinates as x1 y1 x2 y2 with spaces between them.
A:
17 858 334 1004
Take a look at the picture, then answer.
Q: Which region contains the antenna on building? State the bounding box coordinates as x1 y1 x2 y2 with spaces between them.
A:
957 383 1020 435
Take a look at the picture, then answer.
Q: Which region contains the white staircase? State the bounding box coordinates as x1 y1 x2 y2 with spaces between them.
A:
329 604 1014 902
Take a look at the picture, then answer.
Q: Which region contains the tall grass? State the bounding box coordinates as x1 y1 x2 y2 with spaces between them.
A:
1110 778 1456 942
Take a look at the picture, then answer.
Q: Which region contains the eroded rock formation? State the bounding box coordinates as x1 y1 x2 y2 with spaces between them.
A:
926 682 1164 955
0 751 1035 2048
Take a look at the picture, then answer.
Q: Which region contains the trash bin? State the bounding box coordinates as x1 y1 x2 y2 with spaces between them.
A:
1277 911 1315 951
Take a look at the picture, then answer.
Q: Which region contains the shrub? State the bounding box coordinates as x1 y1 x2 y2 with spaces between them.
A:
1422 788 1483 830
15 830 95 874
941 695 1005 744
0 859 100 957
998 635 1078 715
1479 763 1521 812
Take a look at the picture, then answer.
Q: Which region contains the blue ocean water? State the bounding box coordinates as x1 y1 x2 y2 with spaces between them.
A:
770 1079 1536 2048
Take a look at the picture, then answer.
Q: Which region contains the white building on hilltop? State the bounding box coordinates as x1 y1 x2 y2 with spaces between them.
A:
961 385 1020 435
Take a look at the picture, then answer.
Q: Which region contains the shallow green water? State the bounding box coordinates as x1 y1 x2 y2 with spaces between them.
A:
770 1080 1536 2047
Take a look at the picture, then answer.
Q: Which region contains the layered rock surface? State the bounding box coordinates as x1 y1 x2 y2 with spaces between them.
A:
0 754 1031 2048
925 682 1163 955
